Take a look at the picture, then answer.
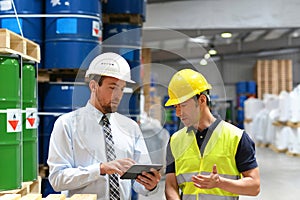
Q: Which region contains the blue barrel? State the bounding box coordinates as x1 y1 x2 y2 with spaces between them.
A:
39 82 90 164
118 92 140 120
236 109 245 122
102 0 146 18
45 0 102 69
103 23 142 47
247 81 257 95
236 81 247 95
237 95 248 108
126 60 142 84
0 0 43 44
103 24 142 83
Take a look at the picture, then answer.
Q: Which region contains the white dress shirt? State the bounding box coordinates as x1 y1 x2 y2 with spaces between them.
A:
47 102 157 200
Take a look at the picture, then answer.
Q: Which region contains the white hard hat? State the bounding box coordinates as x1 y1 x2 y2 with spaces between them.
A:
85 52 135 83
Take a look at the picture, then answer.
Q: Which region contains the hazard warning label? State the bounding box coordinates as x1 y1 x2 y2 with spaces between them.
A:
26 108 38 129
7 109 21 132
92 20 102 39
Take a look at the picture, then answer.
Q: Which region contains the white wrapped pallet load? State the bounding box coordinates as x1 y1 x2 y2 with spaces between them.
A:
252 109 269 144
287 127 300 154
244 98 264 120
268 109 279 145
244 121 254 139
274 126 291 151
263 94 279 111
278 91 290 122
289 90 300 123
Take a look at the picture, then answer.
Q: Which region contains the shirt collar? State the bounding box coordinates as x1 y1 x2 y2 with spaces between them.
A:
85 101 112 124
186 115 222 134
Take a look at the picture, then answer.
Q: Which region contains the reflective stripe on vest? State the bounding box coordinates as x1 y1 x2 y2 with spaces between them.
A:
182 194 239 200
170 120 243 198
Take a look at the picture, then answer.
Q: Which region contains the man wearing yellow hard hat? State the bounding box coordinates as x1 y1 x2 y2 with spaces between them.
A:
164 69 260 200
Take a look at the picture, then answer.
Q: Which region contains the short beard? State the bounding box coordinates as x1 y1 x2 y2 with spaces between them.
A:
102 105 118 113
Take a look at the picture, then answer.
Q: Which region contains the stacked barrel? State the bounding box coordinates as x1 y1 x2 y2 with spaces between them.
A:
0 29 40 192
236 81 257 128
40 1 101 197
102 0 146 121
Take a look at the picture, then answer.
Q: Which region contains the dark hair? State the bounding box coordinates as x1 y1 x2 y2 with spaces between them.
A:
91 75 104 86
193 90 210 106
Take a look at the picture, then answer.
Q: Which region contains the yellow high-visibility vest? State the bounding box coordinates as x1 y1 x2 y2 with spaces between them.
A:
170 120 243 200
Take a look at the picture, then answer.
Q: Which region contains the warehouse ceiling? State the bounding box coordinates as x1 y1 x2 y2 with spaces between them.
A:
143 27 300 62
143 0 300 63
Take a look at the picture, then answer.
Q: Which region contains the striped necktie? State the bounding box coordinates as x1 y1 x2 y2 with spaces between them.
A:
102 115 120 200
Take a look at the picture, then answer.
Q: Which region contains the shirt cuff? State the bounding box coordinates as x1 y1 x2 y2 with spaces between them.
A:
85 163 101 179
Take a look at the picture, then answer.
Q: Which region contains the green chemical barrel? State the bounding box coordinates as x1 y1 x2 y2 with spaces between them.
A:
0 56 21 190
22 63 38 181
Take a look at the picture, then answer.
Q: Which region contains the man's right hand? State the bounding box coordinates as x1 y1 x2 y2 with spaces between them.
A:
100 158 135 176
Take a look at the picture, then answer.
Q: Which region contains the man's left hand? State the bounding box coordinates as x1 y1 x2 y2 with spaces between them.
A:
136 168 161 191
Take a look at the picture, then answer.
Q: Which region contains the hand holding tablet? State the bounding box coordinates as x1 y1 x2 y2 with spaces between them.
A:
120 164 163 179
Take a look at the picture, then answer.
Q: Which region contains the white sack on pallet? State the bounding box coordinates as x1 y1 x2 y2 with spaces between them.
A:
289 90 300 123
263 94 279 111
244 121 253 139
287 128 300 154
274 126 291 151
252 109 269 143
244 98 264 120
278 91 290 122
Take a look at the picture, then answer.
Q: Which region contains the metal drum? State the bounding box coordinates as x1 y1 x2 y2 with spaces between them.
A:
0 0 43 44
44 0 102 69
39 82 90 164
0 56 21 190
103 23 142 83
22 63 38 181
102 0 147 21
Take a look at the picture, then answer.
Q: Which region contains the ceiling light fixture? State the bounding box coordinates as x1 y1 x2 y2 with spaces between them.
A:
204 53 211 59
200 59 208 66
208 49 217 55
221 32 232 38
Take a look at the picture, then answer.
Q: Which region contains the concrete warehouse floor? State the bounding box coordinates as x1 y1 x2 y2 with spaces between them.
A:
139 147 300 200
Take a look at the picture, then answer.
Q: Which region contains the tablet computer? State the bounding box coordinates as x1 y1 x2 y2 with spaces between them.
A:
120 164 163 179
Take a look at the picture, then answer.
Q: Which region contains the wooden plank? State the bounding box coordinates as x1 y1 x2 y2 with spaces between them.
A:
287 121 300 128
269 144 288 153
0 194 21 200
69 194 97 200
0 29 40 63
44 194 66 200
21 194 42 200
103 13 143 25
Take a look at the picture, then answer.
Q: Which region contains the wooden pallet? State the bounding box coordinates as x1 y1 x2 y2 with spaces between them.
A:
38 69 86 82
103 13 143 25
255 141 270 148
0 29 40 63
0 194 97 200
38 165 49 179
286 121 300 128
254 59 293 99
272 121 287 127
269 144 288 153
0 177 41 198
286 151 300 157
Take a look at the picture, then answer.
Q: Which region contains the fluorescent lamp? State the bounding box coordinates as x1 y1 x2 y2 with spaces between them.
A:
221 32 232 38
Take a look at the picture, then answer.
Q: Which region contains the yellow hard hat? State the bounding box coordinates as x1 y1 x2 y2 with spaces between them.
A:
165 69 212 106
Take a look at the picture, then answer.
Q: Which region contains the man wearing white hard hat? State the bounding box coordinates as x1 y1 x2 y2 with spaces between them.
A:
47 52 161 200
